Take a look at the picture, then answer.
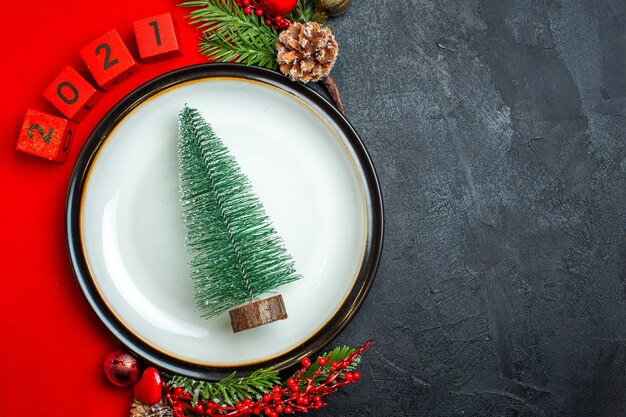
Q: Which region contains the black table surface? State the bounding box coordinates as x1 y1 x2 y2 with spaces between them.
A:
318 1 626 416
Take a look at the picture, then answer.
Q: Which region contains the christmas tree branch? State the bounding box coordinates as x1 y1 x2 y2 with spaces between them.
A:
199 31 278 69
298 345 357 385
168 367 281 406
164 341 371 416
287 0 317 23
181 0 280 69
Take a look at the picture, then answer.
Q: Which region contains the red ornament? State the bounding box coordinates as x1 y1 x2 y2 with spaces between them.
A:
259 0 297 15
103 349 140 387
134 367 163 405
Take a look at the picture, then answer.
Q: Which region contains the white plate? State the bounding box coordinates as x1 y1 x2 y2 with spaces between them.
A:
67 64 382 378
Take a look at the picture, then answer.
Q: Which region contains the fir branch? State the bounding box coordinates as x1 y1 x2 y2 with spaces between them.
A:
168 368 281 406
199 31 278 69
299 345 359 385
180 0 280 69
287 0 317 23
178 107 301 318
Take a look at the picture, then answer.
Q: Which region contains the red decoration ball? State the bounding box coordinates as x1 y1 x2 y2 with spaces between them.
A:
103 349 140 387
259 0 298 15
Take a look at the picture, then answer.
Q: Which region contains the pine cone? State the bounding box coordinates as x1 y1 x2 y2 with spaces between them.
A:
130 399 173 417
276 22 339 83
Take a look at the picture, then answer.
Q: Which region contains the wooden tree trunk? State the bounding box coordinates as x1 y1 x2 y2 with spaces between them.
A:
229 294 288 333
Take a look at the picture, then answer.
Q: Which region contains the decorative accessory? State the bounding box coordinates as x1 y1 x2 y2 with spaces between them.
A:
106 342 371 416
135 368 164 405
178 106 301 331
181 0 351 112
276 21 338 83
233 0 297 29
103 348 140 387
130 399 174 417
166 367 281 414
259 0 298 17
313 0 352 17
181 1 286 68
165 342 369 416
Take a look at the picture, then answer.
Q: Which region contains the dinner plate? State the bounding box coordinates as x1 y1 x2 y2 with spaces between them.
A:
66 63 383 379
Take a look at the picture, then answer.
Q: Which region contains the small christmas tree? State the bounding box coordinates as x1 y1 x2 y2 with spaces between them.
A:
178 106 301 332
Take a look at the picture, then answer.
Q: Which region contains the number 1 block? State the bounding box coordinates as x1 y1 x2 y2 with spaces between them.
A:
134 13 182 62
16 110 76 162
43 66 102 121
80 29 138 90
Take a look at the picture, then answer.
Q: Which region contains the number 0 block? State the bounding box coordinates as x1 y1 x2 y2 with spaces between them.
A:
80 29 138 90
16 110 76 162
43 66 102 121
134 13 182 62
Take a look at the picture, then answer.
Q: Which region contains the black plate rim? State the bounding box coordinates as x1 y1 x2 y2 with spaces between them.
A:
65 63 384 380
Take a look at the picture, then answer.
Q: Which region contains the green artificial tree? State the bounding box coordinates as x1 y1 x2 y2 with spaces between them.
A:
178 106 301 332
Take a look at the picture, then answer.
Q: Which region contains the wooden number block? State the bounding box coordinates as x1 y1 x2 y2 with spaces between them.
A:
80 29 138 90
134 13 182 62
43 66 102 121
16 110 75 162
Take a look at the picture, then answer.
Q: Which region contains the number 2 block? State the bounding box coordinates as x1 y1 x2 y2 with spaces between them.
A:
43 66 102 121
134 13 182 62
16 110 76 162
80 29 138 90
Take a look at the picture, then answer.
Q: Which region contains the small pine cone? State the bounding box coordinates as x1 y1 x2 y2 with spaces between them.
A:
276 22 339 83
130 398 173 417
